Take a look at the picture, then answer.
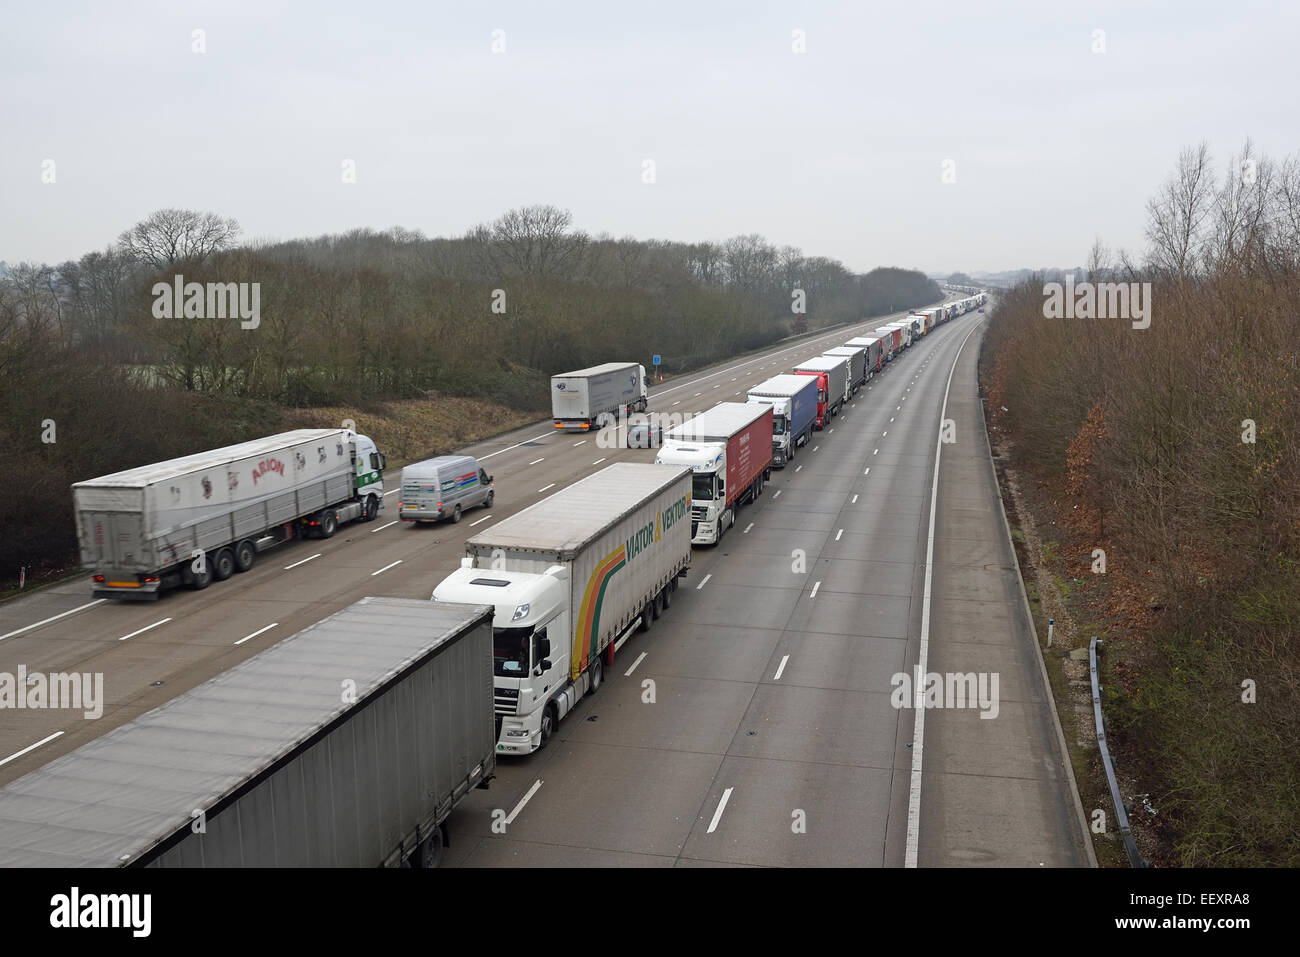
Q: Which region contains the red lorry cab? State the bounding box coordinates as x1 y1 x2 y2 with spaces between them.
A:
793 370 831 428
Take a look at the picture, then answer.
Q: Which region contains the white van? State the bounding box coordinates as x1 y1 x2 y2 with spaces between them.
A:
399 455 494 524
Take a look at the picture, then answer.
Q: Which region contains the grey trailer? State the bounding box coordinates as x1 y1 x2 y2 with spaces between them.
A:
0 597 496 868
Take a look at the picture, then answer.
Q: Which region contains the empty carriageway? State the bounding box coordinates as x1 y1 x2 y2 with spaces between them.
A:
444 312 1087 867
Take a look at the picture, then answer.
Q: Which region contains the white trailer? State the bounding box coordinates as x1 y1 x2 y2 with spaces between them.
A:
432 462 692 755
73 429 387 599
551 362 649 432
822 345 867 392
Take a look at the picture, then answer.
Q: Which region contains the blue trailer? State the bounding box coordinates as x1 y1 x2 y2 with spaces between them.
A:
745 373 818 468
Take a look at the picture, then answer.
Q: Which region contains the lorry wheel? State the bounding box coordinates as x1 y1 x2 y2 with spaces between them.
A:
212 547 235 581
234 540 256 573
320 510 338 538
660 584 672 610
190 558 212 591
363 496 379 521
539 705 556 750
450 504 462 524
415 827 445 868
638 601 654 632
652 591 664 619
590 654 603 694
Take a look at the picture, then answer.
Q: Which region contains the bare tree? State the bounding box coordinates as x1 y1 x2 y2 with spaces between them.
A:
1145 143 1215 279
118 208 242 271
471 205 589 279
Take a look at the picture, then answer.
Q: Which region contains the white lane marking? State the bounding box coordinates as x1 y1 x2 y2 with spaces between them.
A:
743 523 753 533
371 520 398 532
371 560 403 576
891 417 895 423
285 553 321 570
828 429 834 434
907 319 982 869
469 514 493 526
384 488 400 496
505 779 543 825
696 574 712 590
835 529 843 541
883 431 888 436
529 458 545 465
731 377 737 381
813 445 819 451
712 384 719 389
236 623 277 646
119 617 171 642
0 731 64 768
537 483 555 493
573 440 587 447
795 465 803 473
624 651 648 676
851 494 859 503
0 599 106 642
673 400 680 406
897 406 901 411
873 448 879 455
864 467 870 475
694 392 702 397
773 655 789 681
480 431 554 460
773 489 782 498
706 787 734 833
809 581 820 598
592 458 606 465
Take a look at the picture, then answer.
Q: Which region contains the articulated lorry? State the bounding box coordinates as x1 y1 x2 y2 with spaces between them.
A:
0 597 496 867
793 356 850 427
551 362 649 432
823 345 868 392
432 463 692 755
874 326 901 360
887 320 914 349
73 429 387 600
746 374 817 468
846 335 883 376
656 402 773 545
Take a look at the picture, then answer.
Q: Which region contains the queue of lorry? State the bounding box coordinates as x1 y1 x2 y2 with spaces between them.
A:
8 295 983 866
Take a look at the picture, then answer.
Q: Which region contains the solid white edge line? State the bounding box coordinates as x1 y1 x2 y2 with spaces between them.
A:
119 617 172 642
905 319 982 869
624 651 647 677
0 599 106 642
236 622 278 646
504 779 543 825
0 731 64 768
707 787 734 833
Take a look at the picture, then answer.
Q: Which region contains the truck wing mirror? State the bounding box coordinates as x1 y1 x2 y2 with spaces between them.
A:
540 659 553 672
537 637 551 658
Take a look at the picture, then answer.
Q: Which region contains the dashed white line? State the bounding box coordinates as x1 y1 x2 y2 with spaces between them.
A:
119 617 172 642
285 553 321 570
537 483 556 492
707 787 734 833
0 731 64 768
773 489 782 498
795 465 803 473
505 779 543 825
696 574 712 590
812 445 819 452
864 467 871 475
809 581 821 598
529 458 545 465
851 493 859 503
835 529 843 541
883 431 888 437
624 651 647 676
773 655 789 681
371 560 403 576
469 514 493 526
592 458 606 465
573 440 587 447
481 431 554 461
873 448 879 455
0 599 106 642
236 623 278 646
743 522 753 533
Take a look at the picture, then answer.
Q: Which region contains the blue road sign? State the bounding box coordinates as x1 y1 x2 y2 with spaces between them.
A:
652 354 661 366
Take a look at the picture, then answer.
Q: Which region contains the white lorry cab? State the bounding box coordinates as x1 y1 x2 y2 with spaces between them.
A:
399 455 494 524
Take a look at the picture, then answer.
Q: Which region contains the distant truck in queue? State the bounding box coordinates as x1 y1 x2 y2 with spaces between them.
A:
822 345 868 393
746 374 817 468
72 429 387 600
793 356 850 427
0 597 496 867
656 402 773 545
875 326 902 357
432 463 692 755
846 335 883 376
551 362 649 432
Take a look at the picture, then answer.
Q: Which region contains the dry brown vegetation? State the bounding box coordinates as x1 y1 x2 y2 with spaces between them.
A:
982 142 1300 866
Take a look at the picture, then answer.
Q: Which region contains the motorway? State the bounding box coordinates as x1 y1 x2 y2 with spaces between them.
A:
0 300 1091 867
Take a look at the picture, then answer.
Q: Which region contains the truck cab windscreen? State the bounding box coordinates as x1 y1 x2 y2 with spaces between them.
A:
773 416 787 435
493 627 531 677
692 474 715 501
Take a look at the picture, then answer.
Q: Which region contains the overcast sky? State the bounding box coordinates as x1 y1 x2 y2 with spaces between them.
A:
2 0 1295 274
